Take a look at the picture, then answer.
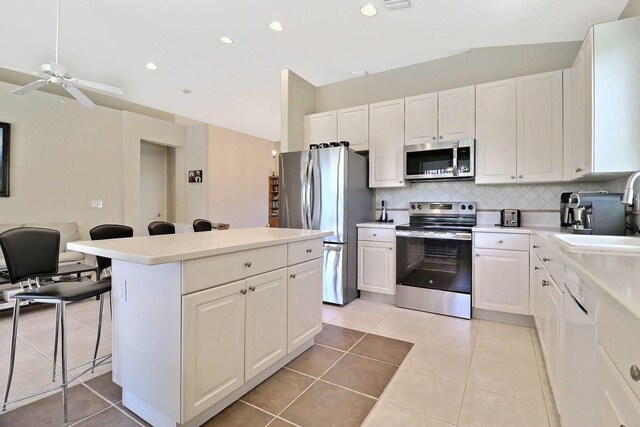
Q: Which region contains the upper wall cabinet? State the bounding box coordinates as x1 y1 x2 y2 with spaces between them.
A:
405 87 476 146
337 105 369 152
405 93 438 145
369 99 407 188
476 71 563 184
569 18 640 178
308 111 337 146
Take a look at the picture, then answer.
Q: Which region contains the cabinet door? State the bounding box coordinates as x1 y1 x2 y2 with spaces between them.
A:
473 249 529 315
517 71 564 183
475 79 517 184
369 98 406 188
529 258 545 329
562 68 575 181
245 268 287 381
405 93 438 145
597 346 640 427
357 241 395 295
573 29 594 178
546 279 563 397
438 86 476 140
182 280 246 421
308 111 338 145
338 105 369 151
288 258 323 353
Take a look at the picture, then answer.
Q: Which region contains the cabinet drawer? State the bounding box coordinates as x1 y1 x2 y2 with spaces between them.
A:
599 297 640 400
531 235 563 283
597 346 640 426
288 239 323 265
474 232 529 251
358 228 395 243
183 245 287 294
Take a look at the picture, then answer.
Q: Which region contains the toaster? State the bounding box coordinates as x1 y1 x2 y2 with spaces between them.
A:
500 209 521 227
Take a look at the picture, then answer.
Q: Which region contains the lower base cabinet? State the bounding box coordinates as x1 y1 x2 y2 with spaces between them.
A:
357 239 396 295
597 346 640 426
287 258 323 353
473 248 530 314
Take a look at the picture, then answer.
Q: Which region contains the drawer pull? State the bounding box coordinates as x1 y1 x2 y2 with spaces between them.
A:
373 233 377 236
240 289 247 295
245 262 252 268
542 257 550 262
534 266 540 270
249 286 256 292
476 254 479 257
290 274 296 279
542 280 549 287
498 240 503 244
306 248 313 253
533 245 539 248
389 247 393 250
631 365 640 382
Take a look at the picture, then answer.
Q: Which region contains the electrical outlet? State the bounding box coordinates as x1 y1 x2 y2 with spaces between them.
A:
90 200 103 208
119 280 127 302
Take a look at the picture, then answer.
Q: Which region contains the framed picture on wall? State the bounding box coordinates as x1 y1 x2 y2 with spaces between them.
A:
188 170 203 183
0 122 10 197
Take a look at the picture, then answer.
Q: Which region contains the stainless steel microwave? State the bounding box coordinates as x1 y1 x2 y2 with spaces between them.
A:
404 139 475 181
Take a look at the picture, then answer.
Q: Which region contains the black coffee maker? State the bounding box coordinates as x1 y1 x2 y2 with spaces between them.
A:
560 192 574 228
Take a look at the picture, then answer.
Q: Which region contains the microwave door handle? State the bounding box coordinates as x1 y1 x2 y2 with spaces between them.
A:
452 146 458 176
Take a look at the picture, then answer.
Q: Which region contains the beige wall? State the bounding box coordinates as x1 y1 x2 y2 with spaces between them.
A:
208 126 277 228
315 42 582 112
621 0 640 18
281 69 316 153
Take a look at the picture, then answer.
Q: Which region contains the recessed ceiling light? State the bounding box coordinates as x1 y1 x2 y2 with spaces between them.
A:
182 89 192 94
220 36 233 44
360 4 378 16
350 70 369 77
146 62 158 71
269 21 284 32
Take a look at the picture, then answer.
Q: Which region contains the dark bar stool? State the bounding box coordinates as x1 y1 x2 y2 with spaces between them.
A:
147 221 175 236
192 219 212 232
0 227 111 422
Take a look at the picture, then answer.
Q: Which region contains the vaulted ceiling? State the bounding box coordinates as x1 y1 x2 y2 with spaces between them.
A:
0 0 628 140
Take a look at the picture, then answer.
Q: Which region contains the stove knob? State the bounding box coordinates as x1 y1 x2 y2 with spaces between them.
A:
468 205 474 210
461 205 466 210
411 204 416 210
417 204 422 210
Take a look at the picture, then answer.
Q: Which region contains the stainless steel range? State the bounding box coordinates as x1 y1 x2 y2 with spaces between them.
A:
395 202 476 319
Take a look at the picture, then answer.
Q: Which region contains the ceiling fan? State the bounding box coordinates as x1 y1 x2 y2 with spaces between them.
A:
9 0 123 108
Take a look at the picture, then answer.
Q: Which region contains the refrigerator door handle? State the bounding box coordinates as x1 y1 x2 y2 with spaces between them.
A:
305 157 314 229
323 244 342 252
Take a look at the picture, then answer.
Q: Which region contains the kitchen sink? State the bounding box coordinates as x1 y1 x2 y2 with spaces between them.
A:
552 234 640 255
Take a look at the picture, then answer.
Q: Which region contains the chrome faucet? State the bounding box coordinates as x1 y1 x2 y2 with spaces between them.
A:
622 170 640 205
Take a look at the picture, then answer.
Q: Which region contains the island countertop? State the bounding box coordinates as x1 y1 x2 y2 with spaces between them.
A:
68 227 333 266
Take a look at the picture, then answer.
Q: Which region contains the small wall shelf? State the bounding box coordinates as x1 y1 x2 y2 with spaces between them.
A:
269 175 279 227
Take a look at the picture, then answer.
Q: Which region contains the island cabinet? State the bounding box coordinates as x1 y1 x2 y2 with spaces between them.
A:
81 229 331 427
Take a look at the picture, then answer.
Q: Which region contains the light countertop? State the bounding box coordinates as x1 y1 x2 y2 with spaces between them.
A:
357 222 399 229
68 227 333 266
473 224 565 235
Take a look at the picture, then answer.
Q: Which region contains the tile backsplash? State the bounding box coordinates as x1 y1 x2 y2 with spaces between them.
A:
375 181 610 211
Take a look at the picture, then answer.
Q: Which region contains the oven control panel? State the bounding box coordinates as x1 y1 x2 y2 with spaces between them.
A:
409 201 477 215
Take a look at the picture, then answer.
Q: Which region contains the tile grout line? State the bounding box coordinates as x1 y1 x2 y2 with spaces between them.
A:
314 342 401 368
530 327 556 427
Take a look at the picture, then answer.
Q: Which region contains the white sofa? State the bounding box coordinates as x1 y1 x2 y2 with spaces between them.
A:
0 222 86 270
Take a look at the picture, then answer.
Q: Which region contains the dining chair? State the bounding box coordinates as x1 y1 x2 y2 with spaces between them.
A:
147 221 175 236
192 219 213 232
0 227 112 422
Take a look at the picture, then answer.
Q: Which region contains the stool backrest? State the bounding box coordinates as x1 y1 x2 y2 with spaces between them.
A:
192 219 213 232
0 227 60 284
89 224 134 273
148 221 175 236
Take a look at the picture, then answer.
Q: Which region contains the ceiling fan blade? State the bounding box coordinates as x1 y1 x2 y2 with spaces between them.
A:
1 65 48 78
11 79 50 95
64 85 95 108
69 78 123 95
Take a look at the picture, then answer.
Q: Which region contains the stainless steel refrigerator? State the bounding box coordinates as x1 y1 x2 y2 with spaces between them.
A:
279 147 373 305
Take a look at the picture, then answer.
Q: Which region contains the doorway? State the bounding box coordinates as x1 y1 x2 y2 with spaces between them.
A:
140 141 169 235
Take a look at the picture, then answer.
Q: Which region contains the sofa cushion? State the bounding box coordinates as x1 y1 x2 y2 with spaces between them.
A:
23 222 81 252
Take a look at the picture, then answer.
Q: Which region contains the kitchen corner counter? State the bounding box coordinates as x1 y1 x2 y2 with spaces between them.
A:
473 224 564 235
357 222 398 229
68 227 333 265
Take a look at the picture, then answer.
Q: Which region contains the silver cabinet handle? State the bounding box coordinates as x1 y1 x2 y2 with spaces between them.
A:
543 257 550 262
533 245 539 248
439 136 443 139
534 266 540 270
290 274 296 279
249 286 256 292
575 167 582 173
475 254 480 257
631 365 640 382
399 180 403 183
498 240 503 243
518 175 523 178
542 280 549 287
432 136 436 140
240 289 247 295
245 262 252 268
389 247 393 250
306 248 313 253
511 176 515 179
373 233 377 236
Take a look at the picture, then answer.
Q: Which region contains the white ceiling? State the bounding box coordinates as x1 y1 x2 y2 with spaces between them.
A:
0 0 628 141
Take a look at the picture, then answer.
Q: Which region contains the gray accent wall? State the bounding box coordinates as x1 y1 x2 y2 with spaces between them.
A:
620 0 640 19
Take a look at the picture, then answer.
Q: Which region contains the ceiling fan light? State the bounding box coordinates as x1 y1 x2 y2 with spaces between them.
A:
220 36 233 44
269 21 284 32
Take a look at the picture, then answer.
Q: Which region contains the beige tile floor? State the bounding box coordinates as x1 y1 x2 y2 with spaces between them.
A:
0 298 560 426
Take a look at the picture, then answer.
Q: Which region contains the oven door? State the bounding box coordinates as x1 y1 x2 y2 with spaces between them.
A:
404 139 474 180
396 230 472 294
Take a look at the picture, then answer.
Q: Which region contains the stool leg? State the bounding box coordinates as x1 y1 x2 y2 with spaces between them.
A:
91 294 105 373
60 302 68 423
52 304 60 382
2 299 21 411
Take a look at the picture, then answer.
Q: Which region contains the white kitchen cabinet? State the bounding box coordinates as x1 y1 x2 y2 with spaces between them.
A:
546 277 563 393
597 346 640 427
369 98 407 188
571 28 593 179
308 111 338 145
182 280 246 421
244 269 287 381
475 78 517 184
287 258 323 353
338 105 369 151
516 70 563 183
473 248 530 315
405 92 438 145
358 239 395 295
438 85 476 141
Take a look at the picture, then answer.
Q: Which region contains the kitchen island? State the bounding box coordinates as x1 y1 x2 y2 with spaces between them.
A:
68 227 332 427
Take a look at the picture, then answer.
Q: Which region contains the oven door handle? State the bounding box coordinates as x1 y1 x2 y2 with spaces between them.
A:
395 230 472 241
